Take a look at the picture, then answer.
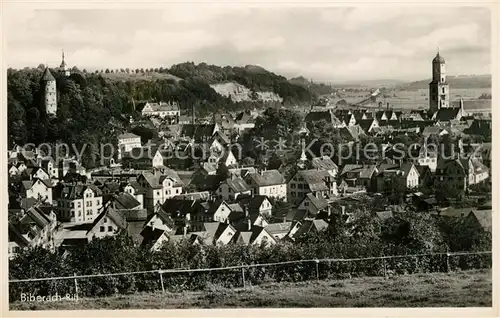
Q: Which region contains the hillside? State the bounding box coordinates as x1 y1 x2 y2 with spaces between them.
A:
210 82 283 103
398 75 491 90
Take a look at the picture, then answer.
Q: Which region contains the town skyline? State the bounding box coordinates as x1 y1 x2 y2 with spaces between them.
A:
5 6 491 82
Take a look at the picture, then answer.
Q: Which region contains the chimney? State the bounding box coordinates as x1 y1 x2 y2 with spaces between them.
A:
341 205 345 215
244 206 249 218
283 215 287 223
247 218 252 231
387 102 390 110
183 225 187 237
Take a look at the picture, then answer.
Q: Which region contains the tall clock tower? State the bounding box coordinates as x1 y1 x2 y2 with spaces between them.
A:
429 51 449 113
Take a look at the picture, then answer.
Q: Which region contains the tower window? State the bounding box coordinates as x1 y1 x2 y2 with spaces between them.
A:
442 87 445 94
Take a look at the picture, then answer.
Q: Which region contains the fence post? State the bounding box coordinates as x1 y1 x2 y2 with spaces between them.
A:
446 252 450 273
241 265 246 288
382 257 387 278
315 260 320 281
159 271 165 293
73 273 79 295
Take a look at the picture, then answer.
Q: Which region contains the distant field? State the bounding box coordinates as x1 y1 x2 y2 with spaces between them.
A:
328 88 491 111
10 269 491 310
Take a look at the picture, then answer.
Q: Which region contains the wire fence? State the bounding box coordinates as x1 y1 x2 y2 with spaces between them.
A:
9 251 491 301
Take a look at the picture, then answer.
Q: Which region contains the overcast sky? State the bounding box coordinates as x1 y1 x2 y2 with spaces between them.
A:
5 6 491 82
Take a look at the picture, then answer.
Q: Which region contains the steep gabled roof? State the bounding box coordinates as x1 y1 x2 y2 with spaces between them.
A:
222 177 251 193
468 210 492 232
41 67 56 81
310 156 338 172
246 170 285 187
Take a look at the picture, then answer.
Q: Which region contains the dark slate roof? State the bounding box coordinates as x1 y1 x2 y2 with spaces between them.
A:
162 198 198 217
41 67 56 81
140 226 167 247
305 193 329 211
180 124 217 142
223 178 251 193
234 110 254 124
246 170 285 187
113 192 141 210
296 170 331 192
305 110 342 125
89 206 127 234
433 53 445 63
189 173 220 191
310 156 338 171
60 184 102 200
264 222 292 235
433 108 461 122
468 210 492 232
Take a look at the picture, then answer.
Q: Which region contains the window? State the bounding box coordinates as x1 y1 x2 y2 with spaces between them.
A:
71 211 75 217
78 211 82 216
157 191 160 196
104 217 107 223
176 189 179 194
298 184 303 189
291 192 296 197
71 202 74 208
291 184 296 189
100 226 105 232
108 226 113 232
78 202 81 208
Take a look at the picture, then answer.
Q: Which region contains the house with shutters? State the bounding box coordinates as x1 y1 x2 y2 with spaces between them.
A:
216 177 252 201
288 169 337 206
189 222 237 246
356 118 379 134
233 110 257 133
117 133 142 160
434 157 489 192
227 203 269 232
264 222 299 241
297 193 331 219
245 170 287 201
20 178 53 204
232 226 276 246
339 164 378 192
39 157 59 179
236 195 273 218
86 206 128 240
139 101 180 121
144 205 176 233
139 226 170 251
55 184 104 223
8 205 58 258
305 109 345 128
137 169 184 212
310 156 339 177
120 180 145 209
375 163 420 193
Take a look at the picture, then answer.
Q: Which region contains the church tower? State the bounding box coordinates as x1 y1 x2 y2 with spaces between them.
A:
60 49 70 77
42 66 57 115
429 50 449 113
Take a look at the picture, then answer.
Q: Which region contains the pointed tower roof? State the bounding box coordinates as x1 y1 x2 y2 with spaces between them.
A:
41 67 56 81
60 49 67 68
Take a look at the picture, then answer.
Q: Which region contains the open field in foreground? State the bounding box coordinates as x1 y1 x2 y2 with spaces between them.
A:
10 269 491 310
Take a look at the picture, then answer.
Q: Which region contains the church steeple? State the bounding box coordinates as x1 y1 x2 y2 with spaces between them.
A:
60 49 70 77
429 50 449 113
